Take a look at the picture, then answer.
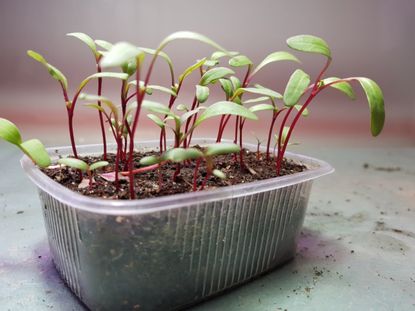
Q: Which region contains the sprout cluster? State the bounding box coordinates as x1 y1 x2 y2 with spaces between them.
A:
0 32 385 199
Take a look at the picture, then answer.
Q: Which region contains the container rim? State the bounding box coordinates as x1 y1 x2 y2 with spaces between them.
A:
21 139 334 215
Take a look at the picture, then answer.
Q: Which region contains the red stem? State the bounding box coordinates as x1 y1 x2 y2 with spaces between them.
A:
192 158 201 191
218 115 232 142
232 65 252 152
127 66 143 199
96 62 107 160
183 96 198 147
67 110 78 158
186 110 200 148
114 138 122 189
256 142 260 160
216 115 226 142
276 95 315 175
60 83 78 158
275 107 294 174
239 118 245 168
200 170 210 190
265 110 281 160
276 58 332 175
125 91 136 103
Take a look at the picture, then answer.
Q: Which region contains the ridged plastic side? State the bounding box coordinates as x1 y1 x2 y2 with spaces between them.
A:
37 180 312 311
39 190 82 298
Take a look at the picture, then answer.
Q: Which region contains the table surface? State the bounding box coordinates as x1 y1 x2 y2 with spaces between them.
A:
1 144 414 311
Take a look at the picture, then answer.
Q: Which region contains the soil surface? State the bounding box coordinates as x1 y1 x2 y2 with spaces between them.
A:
42 148 306 200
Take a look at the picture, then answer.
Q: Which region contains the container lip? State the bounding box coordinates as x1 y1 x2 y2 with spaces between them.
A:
20 139 334 215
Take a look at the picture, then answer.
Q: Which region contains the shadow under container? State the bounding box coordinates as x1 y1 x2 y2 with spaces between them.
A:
21 140 333 311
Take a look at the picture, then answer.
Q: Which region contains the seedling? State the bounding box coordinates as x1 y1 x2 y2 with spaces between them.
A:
273 34 384 175
27 44 129 158
0 31 385 200
57 157 108 188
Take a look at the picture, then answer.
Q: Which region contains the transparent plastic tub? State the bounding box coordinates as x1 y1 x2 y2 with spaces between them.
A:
21 139 333 311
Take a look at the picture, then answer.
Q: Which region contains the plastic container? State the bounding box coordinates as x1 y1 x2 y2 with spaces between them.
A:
21 139 333 311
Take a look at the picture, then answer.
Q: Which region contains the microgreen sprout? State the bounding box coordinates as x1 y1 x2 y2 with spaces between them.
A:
27 47 128 158
58 157 108 188
0 31 385 200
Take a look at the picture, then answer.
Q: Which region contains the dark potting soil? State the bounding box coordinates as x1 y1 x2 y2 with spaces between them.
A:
42 148 306 200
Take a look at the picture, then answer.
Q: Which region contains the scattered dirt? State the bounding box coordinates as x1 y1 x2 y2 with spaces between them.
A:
42 148 306 200
374 221 415 238
363 163 401 172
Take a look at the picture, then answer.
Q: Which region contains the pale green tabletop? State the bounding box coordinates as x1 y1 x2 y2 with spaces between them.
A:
1 144 414 311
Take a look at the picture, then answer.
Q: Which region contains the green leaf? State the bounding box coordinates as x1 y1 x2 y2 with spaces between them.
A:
212 169 226 179
139 155 161 166
230 76 241 90
47 64 68 89
200 67 235 86
147 114 165 128
211 50 238 60
84 103 106 113
354 77 385 136
157 31 230 55
27 50 47 65
287 35 331 58
322 77 356 99
148 84 177 97
142 100 172 116
67 32 98 57
128 80 153 95
179 58 206 83
79 93 110 103
89 161 109 171
20 139 51 168
162 148 203 162
229 55 252 67
176 104 188 112
27 50 68 89
233 87 282 100
79 94 118 120
204 59 219 67
196 85 209 103
95 39 113 51
294 104 309 116
283 69 311 107
251 51 300 77
249 103 275 113
78 72 128 90
0 118 22 145
121 59 137 76
219 79 233 98
211 51 227 60
204 143 241 156
179 107 205 125
58 157 88 171
243 96 270 104
100 42 142 68
195 101 258 127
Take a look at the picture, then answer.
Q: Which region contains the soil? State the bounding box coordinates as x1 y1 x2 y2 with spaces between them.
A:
42 148 306 200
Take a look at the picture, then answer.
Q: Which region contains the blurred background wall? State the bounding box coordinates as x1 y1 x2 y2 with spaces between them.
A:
0 0 414 148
